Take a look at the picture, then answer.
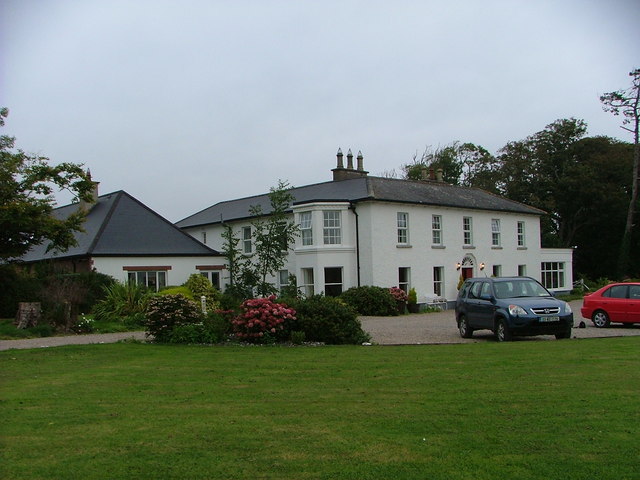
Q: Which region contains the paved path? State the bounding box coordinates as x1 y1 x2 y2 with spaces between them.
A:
2 301 639 351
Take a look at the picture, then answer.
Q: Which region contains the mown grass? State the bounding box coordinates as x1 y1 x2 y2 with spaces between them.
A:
1 338 638 479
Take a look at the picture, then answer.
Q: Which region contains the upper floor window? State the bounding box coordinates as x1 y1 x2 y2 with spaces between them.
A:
397 212 409 244
323 210 341 245
491 219 501 247
517 221 526 247
432 215 442 245
299 212 313 246
242 226 252 254
463 217 473 246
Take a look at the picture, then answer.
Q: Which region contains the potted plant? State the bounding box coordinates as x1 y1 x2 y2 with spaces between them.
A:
407 288 419 313
389 287 408 315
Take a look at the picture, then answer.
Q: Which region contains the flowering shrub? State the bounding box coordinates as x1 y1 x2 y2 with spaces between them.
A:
232 296 296 343
389 287 408 302
72 314 94 333
144 294 202 342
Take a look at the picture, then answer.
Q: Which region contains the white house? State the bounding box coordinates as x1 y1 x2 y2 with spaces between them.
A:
177 150 573 306
19 187 225 290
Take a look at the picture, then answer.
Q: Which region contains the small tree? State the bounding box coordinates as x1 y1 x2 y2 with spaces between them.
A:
220 223 256 298
600 68 640 277
0 108 94 260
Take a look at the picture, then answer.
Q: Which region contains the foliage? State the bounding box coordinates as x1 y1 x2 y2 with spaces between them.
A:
71 314 94 334
340 286 397 316
0 107 94 260
183 273 221 311
158 286 194 298
220 223 256 299
0 265 41 317
248 180 300 296
407 287 417 304
287 295 370 345
144 293 203 343
0 318 53 339
600 68 640 277
231 296 295 343
93 281 152 323
388 286 408 302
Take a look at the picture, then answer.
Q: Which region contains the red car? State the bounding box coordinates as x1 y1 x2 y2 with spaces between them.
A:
581 283 640 327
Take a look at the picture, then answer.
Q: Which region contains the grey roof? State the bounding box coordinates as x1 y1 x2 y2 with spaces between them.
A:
176 176 544 229
20 191 221 262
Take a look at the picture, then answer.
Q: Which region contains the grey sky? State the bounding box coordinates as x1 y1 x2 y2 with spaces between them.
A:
2 0 639 222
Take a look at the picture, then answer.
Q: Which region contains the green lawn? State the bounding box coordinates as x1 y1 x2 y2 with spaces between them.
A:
1 338 638 480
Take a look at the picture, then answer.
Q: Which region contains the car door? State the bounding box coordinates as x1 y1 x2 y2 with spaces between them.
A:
627 285 640 323
602 285 628 322
466 280 494 329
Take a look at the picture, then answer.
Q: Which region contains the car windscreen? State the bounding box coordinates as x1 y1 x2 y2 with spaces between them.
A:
493 280 551 299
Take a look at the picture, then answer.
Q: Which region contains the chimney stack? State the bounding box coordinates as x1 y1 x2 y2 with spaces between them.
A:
436 168 444 182
79 169 99 211
332 147 369 181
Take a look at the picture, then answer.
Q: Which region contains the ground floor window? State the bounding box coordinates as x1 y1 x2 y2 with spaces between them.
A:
301 268 315 298
541 262 565 289
492 265 502 277
125 267 169 292
278 270 289 292
324 267 343 297
433 266 443 296
398 267 410 293
518 264 527 276
199 271 221 290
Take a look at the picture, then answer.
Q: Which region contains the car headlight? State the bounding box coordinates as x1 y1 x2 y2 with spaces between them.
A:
508 304 527 316
565 302 572 314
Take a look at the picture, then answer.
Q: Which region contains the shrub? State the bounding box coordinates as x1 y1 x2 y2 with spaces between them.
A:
408 288 417 304
232 296 296 343
184 274 221 312
93 282 151 322
144 294 202 343
158 286 194 299
340 286 397 316
389 287 408 302
287 295 370 345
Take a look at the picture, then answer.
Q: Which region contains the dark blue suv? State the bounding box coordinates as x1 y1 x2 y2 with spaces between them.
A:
455 277 573 341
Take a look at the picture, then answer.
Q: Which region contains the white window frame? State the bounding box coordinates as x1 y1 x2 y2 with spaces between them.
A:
126 269 168 292
541 262 565 289
324 267 343 297
433 266 444 296
517 221 526 247
432 215 442 245
278 270 289 292
397 212 409 245
398 267 410 293
242 226 252 254
463 217 473 246
301 268 315 297
323 210 341 245
491 219 501 247
299 212 313 246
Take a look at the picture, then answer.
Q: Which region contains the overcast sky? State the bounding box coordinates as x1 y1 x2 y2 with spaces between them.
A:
2 0 639 222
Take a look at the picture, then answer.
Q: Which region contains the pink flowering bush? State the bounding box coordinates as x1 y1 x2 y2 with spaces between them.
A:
389 287 408 302
232 295 296 343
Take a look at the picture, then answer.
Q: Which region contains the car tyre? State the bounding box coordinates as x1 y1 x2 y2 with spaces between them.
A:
555 326 572 340
592 310 610 328
496 319 512 342
458 315 473 338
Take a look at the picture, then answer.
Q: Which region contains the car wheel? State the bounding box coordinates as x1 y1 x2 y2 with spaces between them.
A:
592 310 610 328
458 315 473 338
496 319 512 342
555 326 572 340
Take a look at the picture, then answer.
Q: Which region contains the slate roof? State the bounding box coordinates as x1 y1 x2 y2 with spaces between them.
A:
20 191 221 262
176 176 544 229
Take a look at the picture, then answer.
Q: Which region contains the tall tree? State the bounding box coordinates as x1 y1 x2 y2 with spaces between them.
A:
249 180 300 296
0 108 93 261
600 68 640 277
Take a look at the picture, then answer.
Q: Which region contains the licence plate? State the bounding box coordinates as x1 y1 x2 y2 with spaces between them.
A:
538 316 560 323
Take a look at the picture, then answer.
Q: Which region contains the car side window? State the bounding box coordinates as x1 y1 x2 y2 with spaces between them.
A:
469 282 482 299
480 282 492 298
629 285 640 299
607 285 628 299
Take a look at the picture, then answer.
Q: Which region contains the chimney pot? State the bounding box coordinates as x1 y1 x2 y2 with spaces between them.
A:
336 148 344 168
346 149 354 169
436 168 444 182
357 150 364 171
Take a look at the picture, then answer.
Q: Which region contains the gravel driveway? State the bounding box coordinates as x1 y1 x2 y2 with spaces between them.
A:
2 301 639 351
361 300 640 344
